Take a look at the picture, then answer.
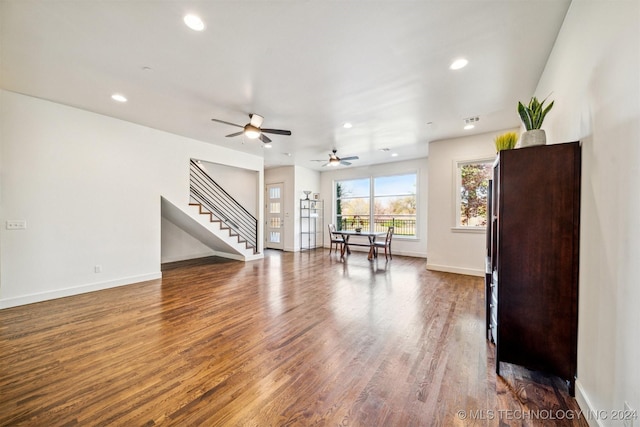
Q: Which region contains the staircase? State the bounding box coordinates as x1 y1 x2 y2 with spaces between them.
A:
188 159 258 255
187 201 257 254
160 161 260 262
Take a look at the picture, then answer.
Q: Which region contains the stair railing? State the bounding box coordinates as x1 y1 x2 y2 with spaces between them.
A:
189 160 257 252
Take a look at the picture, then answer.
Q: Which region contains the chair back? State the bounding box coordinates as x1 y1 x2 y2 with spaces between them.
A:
385 226 394 243
328 223 336 234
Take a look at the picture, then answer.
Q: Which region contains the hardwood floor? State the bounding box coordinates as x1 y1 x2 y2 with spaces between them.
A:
0 250 587 426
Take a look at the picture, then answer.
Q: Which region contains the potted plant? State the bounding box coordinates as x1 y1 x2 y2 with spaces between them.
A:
517 95 554 147
494 131 519 152
351 215 364 232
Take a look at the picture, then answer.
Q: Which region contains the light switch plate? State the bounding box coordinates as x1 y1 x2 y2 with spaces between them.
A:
6 220 27 230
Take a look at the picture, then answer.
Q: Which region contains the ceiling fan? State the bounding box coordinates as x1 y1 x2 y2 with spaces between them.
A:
211 113 291 144
312 149 359 167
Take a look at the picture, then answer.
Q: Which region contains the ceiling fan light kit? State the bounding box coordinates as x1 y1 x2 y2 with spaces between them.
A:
243 124 261 139
211 113 291 143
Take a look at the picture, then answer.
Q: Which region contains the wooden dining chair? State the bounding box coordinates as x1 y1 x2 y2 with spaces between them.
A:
374 226 394 260
328 224 344 254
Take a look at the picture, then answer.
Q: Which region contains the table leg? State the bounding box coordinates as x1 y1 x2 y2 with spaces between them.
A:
341 235 350 257
367 236 375 260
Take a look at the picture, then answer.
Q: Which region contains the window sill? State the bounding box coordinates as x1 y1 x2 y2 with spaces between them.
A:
394 235 418 241
451 226 486 234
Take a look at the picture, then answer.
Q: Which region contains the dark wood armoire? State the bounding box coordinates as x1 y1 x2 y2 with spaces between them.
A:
486 141 581 396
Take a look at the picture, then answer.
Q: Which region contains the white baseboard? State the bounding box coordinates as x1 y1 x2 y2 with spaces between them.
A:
575 379 604 427
0 272 162 309
426 263 484 277
397 250 428 258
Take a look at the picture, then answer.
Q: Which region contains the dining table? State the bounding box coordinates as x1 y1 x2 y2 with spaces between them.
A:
330 229 386 260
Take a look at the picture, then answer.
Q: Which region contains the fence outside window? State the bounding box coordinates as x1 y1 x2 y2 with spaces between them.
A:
337 214 416 236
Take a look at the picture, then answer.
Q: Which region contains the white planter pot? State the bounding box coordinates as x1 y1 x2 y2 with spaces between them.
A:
520 129 546 147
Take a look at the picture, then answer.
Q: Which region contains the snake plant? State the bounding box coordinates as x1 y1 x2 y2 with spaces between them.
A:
517 96 554 130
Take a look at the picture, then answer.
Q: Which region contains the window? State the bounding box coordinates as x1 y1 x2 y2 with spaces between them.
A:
336 178 370 230
336 173 417 237
456 160 492 228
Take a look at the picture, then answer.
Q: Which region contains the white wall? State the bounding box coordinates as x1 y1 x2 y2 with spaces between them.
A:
294 166 321 251
534 1 640 423
319 158 428 258
264 165 321 252
0 90 264 308
161 217 216 263
196 160 259 215
426 130 513 276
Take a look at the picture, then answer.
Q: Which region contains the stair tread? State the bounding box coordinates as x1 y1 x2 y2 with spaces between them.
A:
189 187 257 256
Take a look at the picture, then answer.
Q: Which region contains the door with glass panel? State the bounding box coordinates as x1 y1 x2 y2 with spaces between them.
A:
265 183 284 250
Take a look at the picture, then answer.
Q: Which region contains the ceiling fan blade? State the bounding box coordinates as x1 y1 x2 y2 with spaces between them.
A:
340 156 359 161
261 128 292 136
259 133 272 143
249 113 264 128
211 118 243 128
226 131 244 137
340 161 352 166
321 162 330 167
310 159 326 162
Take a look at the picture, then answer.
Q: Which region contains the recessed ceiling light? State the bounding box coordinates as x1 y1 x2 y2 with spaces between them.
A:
184 14 205 31
464 124 475 130
263 143 272 148
450 58 469 70
343 122 353 129
391 153 399 157
111 94 127 103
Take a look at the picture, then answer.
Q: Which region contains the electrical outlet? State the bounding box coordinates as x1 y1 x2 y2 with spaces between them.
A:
6 220 27 230
94 265 102 273
624 401 635 427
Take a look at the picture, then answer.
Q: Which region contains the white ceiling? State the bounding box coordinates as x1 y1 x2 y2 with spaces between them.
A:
0 0 571 170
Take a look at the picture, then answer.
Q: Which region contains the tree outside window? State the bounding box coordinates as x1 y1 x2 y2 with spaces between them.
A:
373 174 416 236
335 178 370 231
458 160 492 227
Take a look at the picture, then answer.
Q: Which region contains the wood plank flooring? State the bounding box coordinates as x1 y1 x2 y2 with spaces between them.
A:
0 250 587 426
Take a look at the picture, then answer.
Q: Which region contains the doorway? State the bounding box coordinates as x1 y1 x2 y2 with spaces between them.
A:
265 183 284 250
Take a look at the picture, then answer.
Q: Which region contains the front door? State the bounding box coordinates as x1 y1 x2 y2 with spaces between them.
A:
265 183 284 250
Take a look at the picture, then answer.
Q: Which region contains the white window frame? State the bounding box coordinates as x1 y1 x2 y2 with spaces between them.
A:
335 171 419 239
452 158 493 233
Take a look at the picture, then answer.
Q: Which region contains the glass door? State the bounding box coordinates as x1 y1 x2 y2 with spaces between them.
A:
265 183 284 250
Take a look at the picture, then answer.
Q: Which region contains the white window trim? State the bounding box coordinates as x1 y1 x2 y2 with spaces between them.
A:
453 157 494 230
451 226 487 234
